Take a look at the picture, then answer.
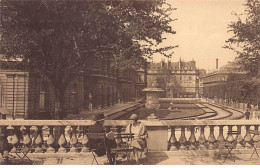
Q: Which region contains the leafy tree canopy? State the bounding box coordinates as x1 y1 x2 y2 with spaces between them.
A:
225 0 260 77
0 0 176 118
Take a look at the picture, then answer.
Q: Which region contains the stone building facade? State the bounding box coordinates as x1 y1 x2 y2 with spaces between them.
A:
202 58 246 99
27 72 84 119
0 70 29 119
147 59 204 98
84 56 146 109
0 58 146 119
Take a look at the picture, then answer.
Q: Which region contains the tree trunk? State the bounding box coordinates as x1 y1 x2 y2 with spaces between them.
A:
54 94 65 151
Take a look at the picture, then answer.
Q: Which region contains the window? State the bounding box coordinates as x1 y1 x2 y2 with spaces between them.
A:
180 76 182 80
70 83 78 109
0 86 4 107
39 81 48 111
189 76 192 80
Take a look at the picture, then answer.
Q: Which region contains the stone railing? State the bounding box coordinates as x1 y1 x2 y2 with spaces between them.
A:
201 98 260 120
0 120 259 154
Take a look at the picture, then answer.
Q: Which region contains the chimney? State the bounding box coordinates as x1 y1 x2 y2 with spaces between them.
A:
216 58 218 69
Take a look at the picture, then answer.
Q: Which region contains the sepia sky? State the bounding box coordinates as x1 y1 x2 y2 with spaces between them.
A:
153 0 246 71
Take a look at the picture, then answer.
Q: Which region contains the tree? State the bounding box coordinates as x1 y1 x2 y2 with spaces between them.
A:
155 63 184 98
225 0 260 77
0 0 177 119
225 0 260 108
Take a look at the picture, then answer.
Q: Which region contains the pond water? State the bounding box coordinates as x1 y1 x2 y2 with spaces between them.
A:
108 100 205 120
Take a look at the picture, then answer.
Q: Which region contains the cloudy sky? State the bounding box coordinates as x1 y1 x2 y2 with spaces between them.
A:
153 0 246 71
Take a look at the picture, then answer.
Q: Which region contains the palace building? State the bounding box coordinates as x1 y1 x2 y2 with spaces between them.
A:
0 55 146 119
147 59 205 98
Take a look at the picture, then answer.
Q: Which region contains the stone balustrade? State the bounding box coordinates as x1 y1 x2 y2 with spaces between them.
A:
0 120 259 154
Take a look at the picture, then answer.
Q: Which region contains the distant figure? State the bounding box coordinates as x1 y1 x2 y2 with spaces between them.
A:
245 109 250 120
89 93 93 111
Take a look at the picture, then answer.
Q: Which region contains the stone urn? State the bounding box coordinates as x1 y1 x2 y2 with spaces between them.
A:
142 81 164 120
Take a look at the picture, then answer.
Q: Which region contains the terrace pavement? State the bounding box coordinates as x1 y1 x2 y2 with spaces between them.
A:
1 150 259 165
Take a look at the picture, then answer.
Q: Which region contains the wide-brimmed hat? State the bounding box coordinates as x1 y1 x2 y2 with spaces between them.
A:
129 114 138 120
93 113 106 121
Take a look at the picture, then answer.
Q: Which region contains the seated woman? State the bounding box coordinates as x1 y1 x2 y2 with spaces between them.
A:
125 114 148 164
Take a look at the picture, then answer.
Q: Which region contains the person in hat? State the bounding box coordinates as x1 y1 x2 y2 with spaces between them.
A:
88 113 116 164
125 114 148 164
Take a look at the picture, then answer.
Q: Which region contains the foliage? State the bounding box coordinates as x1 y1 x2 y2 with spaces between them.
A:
155 63 184 97
203 73 260 105
225 0 260 77
0 0 177 118
222 0 260 106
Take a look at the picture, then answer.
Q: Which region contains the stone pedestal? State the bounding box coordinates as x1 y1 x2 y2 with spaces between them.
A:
142 87 164 120
146 126 168 151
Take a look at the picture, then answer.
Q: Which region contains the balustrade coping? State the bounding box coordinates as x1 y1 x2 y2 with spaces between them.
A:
0 120 259 127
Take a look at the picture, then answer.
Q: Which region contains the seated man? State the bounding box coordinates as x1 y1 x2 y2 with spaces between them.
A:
125 114 148 164
88 113 116 164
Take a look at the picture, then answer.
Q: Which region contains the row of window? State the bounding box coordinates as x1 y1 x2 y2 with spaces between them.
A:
179 81 196 87
156 67 195 70
171 75 194 81
203 75 227 83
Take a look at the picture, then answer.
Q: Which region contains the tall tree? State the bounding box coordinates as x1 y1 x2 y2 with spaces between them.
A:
0 0 176 119
225 0 260 108
225 0 260 77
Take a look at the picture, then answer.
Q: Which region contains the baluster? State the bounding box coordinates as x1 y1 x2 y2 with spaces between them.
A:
46 126 55 153
207 126 216 150
188 126 197 150
81 126 90 153
169 127 178 151
70 126 79 153
58 126 67 153
20 126 25 144
236 125 244 149
226 125 234 143
35 126 44 153
244 125 252 148
217 125 225 143
179 126 187 150
198 126 207 150
23 126 32 151
252 125 260 147
10 126 21 153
